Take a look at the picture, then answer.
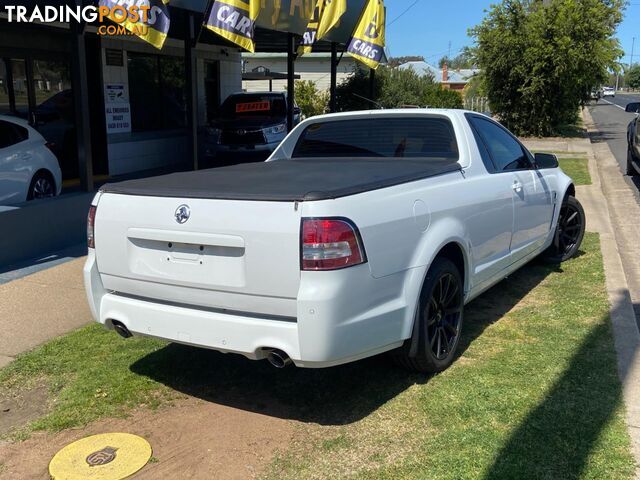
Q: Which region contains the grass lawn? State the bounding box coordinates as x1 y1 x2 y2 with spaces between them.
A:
0 234 635 479
558 156 591 186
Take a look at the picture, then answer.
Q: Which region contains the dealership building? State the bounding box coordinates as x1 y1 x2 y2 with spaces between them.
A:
1 2 244 185
0 0 375 267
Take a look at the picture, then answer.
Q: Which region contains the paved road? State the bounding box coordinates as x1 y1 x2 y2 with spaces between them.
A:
588 95 640 324
588 92 640 197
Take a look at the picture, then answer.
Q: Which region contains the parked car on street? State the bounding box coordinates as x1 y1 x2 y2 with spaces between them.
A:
85 109 585 373
625 101 640 176
0 115 62 205
602 87 615 98
590 88 603 102
201 92 301 164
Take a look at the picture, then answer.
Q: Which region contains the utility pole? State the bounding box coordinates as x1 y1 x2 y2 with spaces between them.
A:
630 37 636 70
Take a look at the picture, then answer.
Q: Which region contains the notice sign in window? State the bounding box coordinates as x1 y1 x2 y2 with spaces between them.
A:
105 83 131 134
105 104 132 134
235 101 270 113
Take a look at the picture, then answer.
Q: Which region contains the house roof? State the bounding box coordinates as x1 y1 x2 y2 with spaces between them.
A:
399 61 479 84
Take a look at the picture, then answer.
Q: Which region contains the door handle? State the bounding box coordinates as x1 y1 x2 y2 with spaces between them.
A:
512 180 523 193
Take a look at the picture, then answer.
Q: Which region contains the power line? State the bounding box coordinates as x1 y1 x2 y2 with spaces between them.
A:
388 0 421 26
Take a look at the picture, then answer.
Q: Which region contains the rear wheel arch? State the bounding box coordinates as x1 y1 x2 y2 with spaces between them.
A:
396 244 467 373
435 242 467 290
564 183 576 200
27 168 56 200
32 168 56 186
412 240 469 320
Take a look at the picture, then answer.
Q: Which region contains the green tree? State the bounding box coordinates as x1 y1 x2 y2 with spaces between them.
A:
627 65 640 90
335 67 463 112
438 48 476 69
294 80 329 117
471 0 624 136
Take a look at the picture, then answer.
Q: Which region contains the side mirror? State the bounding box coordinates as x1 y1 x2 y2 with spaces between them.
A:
534 152 559 169
293 106 301 116
625 102 640 113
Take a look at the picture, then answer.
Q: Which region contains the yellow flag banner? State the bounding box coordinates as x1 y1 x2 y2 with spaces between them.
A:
205 0 261 53
298 0 347 56
98 0 171 50
347 0 385 70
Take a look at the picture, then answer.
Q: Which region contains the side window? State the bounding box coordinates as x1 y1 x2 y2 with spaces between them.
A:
13 124 28 142
466 115 495 173
0 121 21 149
470 117 530 172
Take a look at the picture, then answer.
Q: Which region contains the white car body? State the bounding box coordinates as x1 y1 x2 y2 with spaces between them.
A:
84 110 574 368
0 115 62 205
602 87 615 98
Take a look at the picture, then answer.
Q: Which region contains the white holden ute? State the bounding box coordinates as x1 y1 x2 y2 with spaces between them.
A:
84 110 584 373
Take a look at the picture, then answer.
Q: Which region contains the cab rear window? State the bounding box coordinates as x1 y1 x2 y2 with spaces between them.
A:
292 117 459 159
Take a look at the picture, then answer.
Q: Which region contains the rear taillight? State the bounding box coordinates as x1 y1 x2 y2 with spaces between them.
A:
87 205 96 249
301 218 366 271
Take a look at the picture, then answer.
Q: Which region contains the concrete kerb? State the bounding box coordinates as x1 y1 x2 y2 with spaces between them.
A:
580 107 640 476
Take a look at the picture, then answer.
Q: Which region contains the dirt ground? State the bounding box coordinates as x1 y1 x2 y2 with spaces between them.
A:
0 384 49 437
0 397 294 479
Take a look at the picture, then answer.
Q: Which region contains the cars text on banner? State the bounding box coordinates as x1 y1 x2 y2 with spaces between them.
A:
205 0 261 52
347 0 385 69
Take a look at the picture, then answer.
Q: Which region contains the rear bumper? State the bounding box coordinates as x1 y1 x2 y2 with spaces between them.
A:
84 250 411 368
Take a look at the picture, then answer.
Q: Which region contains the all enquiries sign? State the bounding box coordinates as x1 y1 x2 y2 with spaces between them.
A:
105 84 132 134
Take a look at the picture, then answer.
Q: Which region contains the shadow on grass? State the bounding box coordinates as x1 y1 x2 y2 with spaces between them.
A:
485 308 627 479
131 258 563 426
555 123 587 139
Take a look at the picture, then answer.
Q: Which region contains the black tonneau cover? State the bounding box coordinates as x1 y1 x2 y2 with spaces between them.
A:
100 158 461 202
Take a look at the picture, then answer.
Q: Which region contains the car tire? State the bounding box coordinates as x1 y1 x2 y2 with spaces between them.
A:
393 257 464 373
27 170 56 201
627 148 638 176
543 196 585 263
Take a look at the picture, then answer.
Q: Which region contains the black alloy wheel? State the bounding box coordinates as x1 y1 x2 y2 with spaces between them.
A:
544 196 585 263
393 257 464 373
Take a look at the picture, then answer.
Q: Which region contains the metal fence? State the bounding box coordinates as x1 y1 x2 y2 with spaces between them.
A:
464 96 489 113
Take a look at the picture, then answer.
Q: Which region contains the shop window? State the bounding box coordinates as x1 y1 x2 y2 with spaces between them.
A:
10 59 28 117
0 60 10 115
128 52 186 132
205 61 220 122
31 59 76 175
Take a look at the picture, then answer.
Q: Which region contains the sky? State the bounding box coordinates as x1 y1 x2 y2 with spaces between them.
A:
385 0 640 67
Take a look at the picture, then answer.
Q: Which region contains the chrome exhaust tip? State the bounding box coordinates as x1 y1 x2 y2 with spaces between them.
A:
266 349 292 368
111 320 132 339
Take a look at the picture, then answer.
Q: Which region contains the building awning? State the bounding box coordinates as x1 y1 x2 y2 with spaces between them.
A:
172 0 370 53
9 1 384 59
242 71 301 81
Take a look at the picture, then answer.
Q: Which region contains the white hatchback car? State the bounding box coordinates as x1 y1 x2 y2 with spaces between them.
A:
602 87 615 98
0 115 62 205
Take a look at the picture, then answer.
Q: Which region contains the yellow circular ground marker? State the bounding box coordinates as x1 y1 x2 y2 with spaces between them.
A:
49 432 152 480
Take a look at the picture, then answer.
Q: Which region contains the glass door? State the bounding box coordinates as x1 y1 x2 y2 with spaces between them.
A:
31 59 76 178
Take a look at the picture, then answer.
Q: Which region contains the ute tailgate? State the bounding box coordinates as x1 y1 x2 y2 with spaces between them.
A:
94 193 301 317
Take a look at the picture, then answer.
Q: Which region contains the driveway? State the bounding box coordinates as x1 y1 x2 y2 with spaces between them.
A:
0 257 90 368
